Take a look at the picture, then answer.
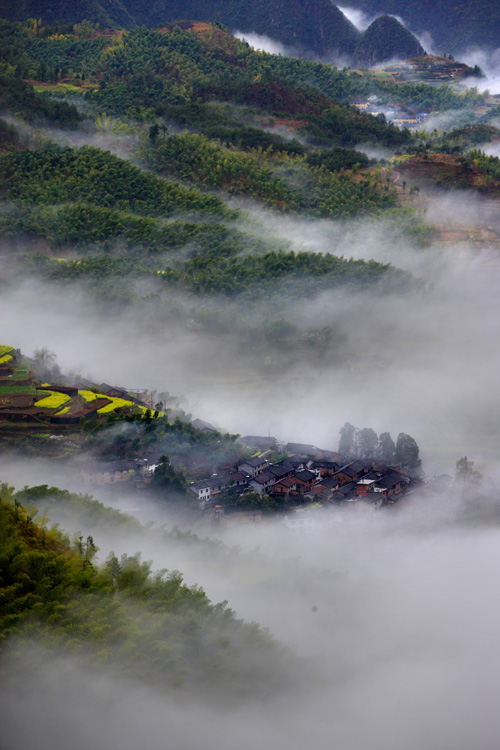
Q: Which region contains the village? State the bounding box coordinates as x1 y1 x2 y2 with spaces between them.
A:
0 344 437 525
351 95 430 130
185 435 422 518
350 54 500 130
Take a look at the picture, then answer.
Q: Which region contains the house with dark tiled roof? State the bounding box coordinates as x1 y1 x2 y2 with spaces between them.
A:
285 443 320 457
312 459 340 477
269 461 295 481
189 471 249 504
314 449 341 462
192 418 217 433
293 469 317 492
238 455 269 478
239 436 278 451
373 473 404 501
287 455 315 471
271 476 300 496
332 482 357 500
250 470 278 496
332 459 374 485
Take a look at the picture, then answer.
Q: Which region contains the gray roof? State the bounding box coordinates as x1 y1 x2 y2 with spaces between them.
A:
240 456 268 468
295 470 316 482
285 443 320 456
312 460 339 470
250 471 276 485
319 476 340 490
269 462 294 479
376 474 402 490
335 482 357 497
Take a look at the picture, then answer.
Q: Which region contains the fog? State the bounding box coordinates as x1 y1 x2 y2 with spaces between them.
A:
4 185 500 471
337 5 374 32
5 23 500 750
4 189 500 748
3 482 500 750
463 47 500 95
234 31 288 57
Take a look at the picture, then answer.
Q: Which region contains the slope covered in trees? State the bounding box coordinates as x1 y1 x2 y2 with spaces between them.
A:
0 0 421 61
0 483 292 698
0 19 443 364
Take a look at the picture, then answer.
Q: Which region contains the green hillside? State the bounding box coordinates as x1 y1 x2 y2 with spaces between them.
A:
0 483 291 698
1 19 469 369
0 0 425 60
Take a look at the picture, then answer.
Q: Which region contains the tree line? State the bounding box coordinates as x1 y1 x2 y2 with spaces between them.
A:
339 422 421 472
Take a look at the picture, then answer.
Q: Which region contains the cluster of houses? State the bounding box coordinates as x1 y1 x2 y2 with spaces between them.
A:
351 96 429 130
75 458 157 488
189 441 413 511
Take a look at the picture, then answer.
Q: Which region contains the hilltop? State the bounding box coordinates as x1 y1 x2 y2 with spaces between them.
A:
344 0 500 54
0 0 424 62
354 14 424 66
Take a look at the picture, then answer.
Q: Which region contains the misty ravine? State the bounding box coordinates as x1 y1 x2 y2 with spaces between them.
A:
2 9 500 750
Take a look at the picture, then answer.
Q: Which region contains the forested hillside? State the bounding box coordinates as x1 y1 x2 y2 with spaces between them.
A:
0 19 429 361
0 483 292 698
0 0 424 60
0 19 491 375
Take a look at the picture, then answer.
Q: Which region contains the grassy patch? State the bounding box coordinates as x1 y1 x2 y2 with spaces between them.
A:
0 385 34 394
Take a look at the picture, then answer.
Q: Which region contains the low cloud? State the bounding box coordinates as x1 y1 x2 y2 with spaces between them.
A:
462 47 500 95
234 31 288 56
3 485 500 749
337 5 374 31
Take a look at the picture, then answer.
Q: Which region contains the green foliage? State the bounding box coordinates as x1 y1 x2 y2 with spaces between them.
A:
304 104 410 148
307 147 370 172
218 487 286 512
469 148 500 182
164 249 410 298
0 146 230 217
145 132 300 210
378 432 396 463
395 432 421 473
152 455 188 497
0 71 80 127
0 116 21 150
0 483 291 698
84 411 241 472
1 202 245 255
339 422 356 458
375 80 485 113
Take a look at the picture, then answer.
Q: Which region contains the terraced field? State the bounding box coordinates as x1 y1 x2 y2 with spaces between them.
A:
0 345 150 427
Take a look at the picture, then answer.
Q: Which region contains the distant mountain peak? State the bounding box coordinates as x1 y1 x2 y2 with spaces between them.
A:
354 13 424 65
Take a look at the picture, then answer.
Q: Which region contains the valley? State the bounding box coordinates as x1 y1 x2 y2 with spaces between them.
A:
2 8 500 750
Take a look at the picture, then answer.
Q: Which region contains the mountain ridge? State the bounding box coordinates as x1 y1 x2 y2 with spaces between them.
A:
343 0 500 53
0 0 424 62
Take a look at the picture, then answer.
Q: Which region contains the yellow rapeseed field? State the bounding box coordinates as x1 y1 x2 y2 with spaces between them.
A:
98 397 134 414
34 391 72 409
78 390 102 402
